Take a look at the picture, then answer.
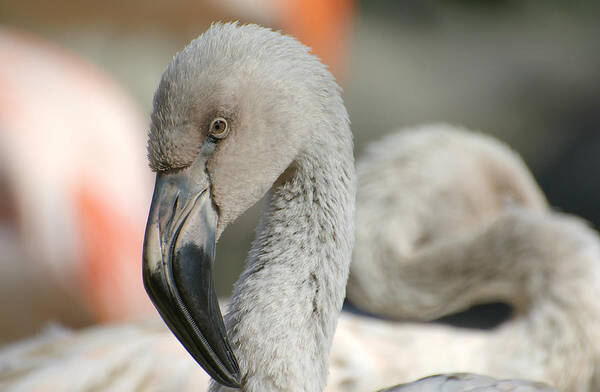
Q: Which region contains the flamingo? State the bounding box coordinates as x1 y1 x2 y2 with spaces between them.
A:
0 27 154 344
138 23 556 391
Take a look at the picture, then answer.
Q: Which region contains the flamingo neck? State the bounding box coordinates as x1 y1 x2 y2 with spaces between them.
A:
212 131 355 392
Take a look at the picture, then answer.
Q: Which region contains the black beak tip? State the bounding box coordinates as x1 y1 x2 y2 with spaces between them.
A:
143 265 242 389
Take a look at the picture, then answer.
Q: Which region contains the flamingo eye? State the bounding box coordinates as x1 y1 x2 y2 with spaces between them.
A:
209 117 229 139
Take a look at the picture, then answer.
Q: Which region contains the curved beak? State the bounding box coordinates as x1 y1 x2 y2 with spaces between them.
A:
142 148 241 388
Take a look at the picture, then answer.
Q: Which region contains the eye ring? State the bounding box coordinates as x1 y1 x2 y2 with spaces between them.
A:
209 117 229 139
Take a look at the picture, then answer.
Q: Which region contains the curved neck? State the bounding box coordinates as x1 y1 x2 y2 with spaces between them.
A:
350 207 600 329
212 131 355 392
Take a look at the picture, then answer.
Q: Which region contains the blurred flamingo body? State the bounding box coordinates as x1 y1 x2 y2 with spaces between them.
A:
0 28 154 340
345 125 600 392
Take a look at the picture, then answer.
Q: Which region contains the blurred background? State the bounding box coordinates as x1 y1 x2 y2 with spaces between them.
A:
1 0 599 345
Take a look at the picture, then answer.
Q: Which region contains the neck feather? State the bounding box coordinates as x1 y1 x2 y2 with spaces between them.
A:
212 129 355 392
